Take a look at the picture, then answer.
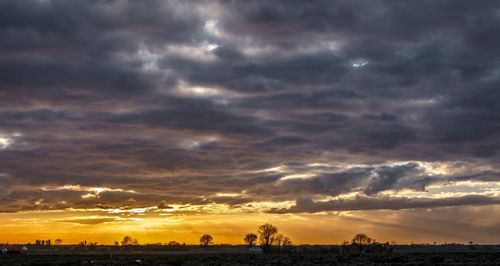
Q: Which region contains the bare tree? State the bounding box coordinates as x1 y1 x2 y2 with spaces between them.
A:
168 241 180 246
199 234 213 247
55 239 63 245
282 236 292 247
244 233 258 247
121 236 139 246
274 234 292 251
275 234 284 248
351 233 372 245
258 223 278 252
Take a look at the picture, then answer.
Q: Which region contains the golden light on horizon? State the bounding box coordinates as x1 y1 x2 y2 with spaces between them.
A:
2 160 500 245
2 204 500 245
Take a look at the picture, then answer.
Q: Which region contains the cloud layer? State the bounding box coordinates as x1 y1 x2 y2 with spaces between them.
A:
1 0 500 217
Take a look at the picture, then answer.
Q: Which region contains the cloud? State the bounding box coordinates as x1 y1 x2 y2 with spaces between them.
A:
269 195 500 213
58 217 122 225
0 0 499 220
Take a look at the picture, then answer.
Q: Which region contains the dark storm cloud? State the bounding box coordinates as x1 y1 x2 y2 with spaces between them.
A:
269 195 500 213
110 97 271 137
0 0 202 108
248 162 443 200
1 0 500 213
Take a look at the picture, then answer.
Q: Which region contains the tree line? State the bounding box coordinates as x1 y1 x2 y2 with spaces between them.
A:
40 223 382 252
198 223 293 252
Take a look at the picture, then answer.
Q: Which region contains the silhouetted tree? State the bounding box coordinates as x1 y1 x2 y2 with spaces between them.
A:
121 236 139 246
55 239 62 245
274 234 292 251
275 234 284 248
244 233 258 247
168 241 180 246
352 233 372 245
282 236 292 247
258 223 278 252
341 240 349 255
114 241 119 246
199 234 213 247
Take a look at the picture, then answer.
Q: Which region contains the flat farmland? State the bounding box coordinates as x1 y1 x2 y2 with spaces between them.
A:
1 253 500 266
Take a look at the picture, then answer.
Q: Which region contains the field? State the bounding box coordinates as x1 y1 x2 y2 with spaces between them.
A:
2 253 500 266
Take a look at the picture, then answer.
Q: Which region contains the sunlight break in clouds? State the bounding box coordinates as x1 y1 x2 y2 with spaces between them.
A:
350 59 369 68
0 137 11 149
0 133 21 149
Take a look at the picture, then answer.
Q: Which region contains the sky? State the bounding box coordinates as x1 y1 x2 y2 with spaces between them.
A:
1 0 500 245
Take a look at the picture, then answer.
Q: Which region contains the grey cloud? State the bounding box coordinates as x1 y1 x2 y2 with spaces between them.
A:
250 163 437 198
363 163 423 195
0 187 207 213
1 0 500 213
269 195 500 213
448 171 500 183
279 168 371 197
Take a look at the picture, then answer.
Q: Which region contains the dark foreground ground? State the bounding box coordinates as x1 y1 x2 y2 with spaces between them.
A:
1 253 500 266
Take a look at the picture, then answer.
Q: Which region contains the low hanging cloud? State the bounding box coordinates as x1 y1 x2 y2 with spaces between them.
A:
58 217 124 225
269 195 500 213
